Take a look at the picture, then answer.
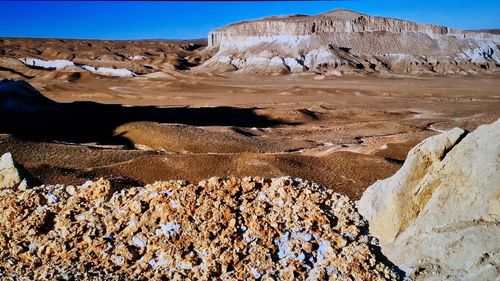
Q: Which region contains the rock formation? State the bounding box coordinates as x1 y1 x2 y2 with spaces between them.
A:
198 9 500 75
0 154 403 280
0 38 208 79
358 119 500 280
0 152 22 189
18 57 137 77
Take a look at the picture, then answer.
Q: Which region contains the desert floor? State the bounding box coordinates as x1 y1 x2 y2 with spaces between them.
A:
1 72 499 199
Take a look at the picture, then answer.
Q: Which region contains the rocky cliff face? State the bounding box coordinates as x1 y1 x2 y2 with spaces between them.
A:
198 9 500 75
358 119 500 280
0 156 403 280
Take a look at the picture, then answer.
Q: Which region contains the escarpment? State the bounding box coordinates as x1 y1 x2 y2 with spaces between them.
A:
198 9 500 75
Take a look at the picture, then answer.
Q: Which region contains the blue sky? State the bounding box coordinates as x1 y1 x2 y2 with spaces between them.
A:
1 1 499 40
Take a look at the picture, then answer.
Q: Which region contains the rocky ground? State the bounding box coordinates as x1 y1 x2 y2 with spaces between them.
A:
1 120 498 280
0 154 402 280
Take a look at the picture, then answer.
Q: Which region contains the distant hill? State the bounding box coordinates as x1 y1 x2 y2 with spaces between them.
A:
197 9 500 75
469 29 500 35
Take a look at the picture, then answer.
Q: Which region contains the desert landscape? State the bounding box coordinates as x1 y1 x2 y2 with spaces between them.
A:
0 8 499 280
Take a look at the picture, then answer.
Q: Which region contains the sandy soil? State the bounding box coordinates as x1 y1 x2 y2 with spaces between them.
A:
1 40 499 199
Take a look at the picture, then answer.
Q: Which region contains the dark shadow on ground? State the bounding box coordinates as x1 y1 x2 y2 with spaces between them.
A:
0 80 294 147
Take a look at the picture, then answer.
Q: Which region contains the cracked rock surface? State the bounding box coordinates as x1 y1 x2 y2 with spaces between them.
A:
359 119 500 280
0 172 402 280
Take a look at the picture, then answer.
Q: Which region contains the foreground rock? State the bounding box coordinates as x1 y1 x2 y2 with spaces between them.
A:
0 161 402 280
199 9 500 75
359 119 500 280
0 152 22 189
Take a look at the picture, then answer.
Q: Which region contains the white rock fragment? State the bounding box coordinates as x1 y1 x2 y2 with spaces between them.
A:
65 185 76 195
81 180 93 188
317 240 330 262
17 179 28 191
28 243 39 251
251 267 262 279
176 261 192 270
0 152 22 189
45 193 58 204
127 219 136 228
132 236 146 248
276 232 291 259
128 55 145 61
35 205 47 213
112 255 125 266
156 222 181 236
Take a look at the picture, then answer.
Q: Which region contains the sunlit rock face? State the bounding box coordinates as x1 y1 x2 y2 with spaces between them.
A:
359 119 500 280
199 9 500 74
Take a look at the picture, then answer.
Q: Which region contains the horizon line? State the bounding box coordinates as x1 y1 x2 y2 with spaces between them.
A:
0 36 209 42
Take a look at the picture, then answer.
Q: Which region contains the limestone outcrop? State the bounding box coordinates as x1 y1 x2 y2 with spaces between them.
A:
358 119 500 280
0 152 22 189
0 156 403 280
198 9 500 75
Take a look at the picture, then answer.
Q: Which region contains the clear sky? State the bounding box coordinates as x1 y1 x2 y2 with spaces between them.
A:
1 1 499 40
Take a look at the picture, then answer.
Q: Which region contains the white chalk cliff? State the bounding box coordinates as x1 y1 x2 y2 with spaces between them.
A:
199 9 500 74
358 119 500 280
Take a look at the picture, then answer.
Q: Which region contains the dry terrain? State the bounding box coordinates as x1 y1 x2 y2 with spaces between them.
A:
1 52 499 199
1 9 499 279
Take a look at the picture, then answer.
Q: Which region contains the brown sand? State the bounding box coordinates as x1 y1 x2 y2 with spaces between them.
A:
1 39 499 199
